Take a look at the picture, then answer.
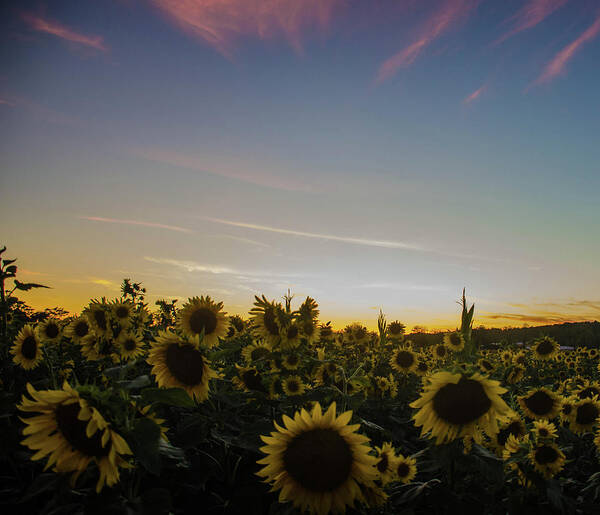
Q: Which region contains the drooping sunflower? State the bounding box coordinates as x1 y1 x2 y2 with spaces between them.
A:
111 299 134 328
257 402 377 515
226 315 246 338
282 375 306 396
18 382 131 493
392 454 417 484
11 324 43 370
250 295 282 345
529 442 565 479
518 387 562 420
37 318 62 343
533 420 558 440
117 331 145 360
177 296 229 347
478 358 495 374
569 397 600 434
280 322 302 350
84 301 111 336
506 365 525 385
147 331 216 402
232 365 268 394
532 337 559 361
241 342 272 363
66 317 91 344
443 331 464 352
390 348 417 373
373 442 396 485
297 296 321 345
410 371 510 444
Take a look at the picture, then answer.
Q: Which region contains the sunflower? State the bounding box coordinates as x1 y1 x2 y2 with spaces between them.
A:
18 382 131 493
492 415 526 450
147 331 216 402
226 315 246 338
280 322 302 350
532 337 559 361
443 331 464 352
588 348 598 359
66 317 90 344
79 335 101 361
513 351 528 367
386 321 405 341
37 318 62 343
569 397 600 434
506 365 525 385
250 295 282 345
392 454 417 484
410 371 510 444
241 342 272 363
478 358 495 374
529 442 565 479
314 363 337 387
433 344 449 360
390 348 417 373
11 325 44 370
177 296 229 347
373 442 396 485
85 301 111 336
111 300 134 328
318 323 334 344
257 402 377 515
117 331 145 360
414 357 431 377
232 365 268 394
282 376 306 396
575 381 600 400
283 352 301 370
533 420 558 440
297 297 321 345
357 483 388 508
518 388 562 420
559 397 575 423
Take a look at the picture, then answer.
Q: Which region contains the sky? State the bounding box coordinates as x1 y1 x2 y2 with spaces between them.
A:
1 0 599 330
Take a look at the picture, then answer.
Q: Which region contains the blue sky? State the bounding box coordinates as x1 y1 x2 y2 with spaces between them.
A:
1 0 599 329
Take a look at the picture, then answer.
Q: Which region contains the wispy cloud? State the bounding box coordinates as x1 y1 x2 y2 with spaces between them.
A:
213 234 271 248
357 282 447 291
375 0 479 83
80 216 193 233
132 147 313 192
202 217 423 250
495 0 569 45
530 14 600 87
21 13 108 52
481 312 597 325
150 0 340 58
144 257 237 274
463 84 486 104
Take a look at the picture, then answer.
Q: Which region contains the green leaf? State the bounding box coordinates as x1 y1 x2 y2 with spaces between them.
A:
129 418 161 474
141 387 195 408
13 279 50 291
117 375 151 390
2 259 16 266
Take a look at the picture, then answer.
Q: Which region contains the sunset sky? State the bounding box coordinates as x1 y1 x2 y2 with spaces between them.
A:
1 0 599 330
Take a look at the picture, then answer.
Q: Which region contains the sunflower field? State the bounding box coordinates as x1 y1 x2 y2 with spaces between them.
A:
1 249 600 514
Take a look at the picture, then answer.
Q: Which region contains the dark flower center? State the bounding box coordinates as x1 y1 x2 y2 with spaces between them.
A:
166 343 205 385
232 318 245 331
303 321 315 336
188 308 218 335
251 347 270 361
534 445 558 465
45 323 59 339
355 327 367 340
124 338 137 351
578 387 599 400
433 377 492 425
536 340 555 356
283 428 352 492
93 310 107 331
417 362 428 372
320 326 333 338
449 333 461 347
389 322 404 335
55 402 108 458
561 404 572 415
575 402 599 425
497 421 524 446
436 345 447 357
397 462 410 478
286 379 300 393
395 351 415 369
524 391 555 416
286 355 299 367
538 428 549 437
21 335 38 360
481 360 493 370
287 325 299 339
116 306 129 319
241 369 266 392
98 339 114 356
74 321 89 338
376 453 389 473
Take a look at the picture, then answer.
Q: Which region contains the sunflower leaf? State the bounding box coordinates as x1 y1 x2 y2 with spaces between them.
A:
141 387 196 408
129 418 162 474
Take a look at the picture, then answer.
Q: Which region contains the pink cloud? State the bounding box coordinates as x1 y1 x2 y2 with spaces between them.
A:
532 14 600 86
21 13 108 52
495 0 569 45
150 0 341 58
132 147 314 192
376 0 479 83
463 84 486 104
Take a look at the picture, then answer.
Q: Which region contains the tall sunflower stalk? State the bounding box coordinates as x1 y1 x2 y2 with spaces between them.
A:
459 288 476 360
